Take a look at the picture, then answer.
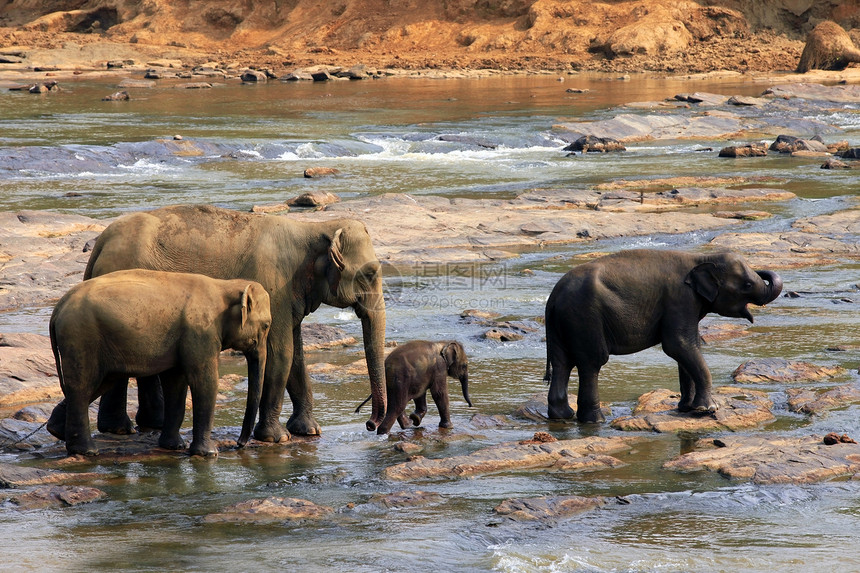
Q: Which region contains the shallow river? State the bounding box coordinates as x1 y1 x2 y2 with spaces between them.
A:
1 72 859 572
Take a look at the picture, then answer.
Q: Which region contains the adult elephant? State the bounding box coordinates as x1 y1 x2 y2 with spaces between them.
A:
544 249 782 423
85 204 387 441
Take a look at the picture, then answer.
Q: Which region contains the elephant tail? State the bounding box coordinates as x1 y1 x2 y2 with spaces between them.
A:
544 358 552 385
354 395 372 414
49 316 66 394
82 232 105 280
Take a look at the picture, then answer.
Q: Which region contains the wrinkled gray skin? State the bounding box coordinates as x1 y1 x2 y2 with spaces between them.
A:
356 340 472 433
544 249 783 422
46 269 271 457
84 205 387 442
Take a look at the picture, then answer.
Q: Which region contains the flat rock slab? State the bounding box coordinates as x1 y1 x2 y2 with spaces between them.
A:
0 333 60 407
764 83 860 104
382 435 641 481
7 485 106 509
554 112 754 142
664 434 860 484
0 462 103 487
203 497 334 524
493 494 607 522
699 322 754 343
513 393 611 423
732 358 846 383
787 384 860 415
610 387 774 433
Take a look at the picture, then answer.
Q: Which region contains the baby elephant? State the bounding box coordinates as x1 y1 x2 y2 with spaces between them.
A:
46 269 271 457
355 340 472 434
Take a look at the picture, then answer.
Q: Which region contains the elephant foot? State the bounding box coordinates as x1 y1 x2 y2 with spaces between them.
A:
253 421 291 443
690 395 718 415
97 413 137 436
135 411 164 432
46 401 67 440
158 433 187 450
576 409 605 424
547 402 576 420
189 440 218 457
286 413 321 437
438 420 453 429
66 440 98 457
409 413 423 426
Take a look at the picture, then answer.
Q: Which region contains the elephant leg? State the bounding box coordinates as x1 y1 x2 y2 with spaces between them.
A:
676 364 696 412
135 375 165 430
253 326 293 443
158 370 187 451
285 324 321 437
47 399 67 440
409 395 428 426
65 390 97 456
397 413 409 429
187 362 219 457
575 363 605 423
547 358 576 420
664 336 716 413
430 378 452 429
377 393 407 434
96 378 136 435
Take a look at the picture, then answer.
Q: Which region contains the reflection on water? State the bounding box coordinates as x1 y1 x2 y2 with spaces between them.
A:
0 73 859 571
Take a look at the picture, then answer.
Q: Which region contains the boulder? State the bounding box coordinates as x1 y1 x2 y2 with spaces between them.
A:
796 21 860 73
493 494 607 522
203 497 334 524
241 69 267 82
664 434 860 484
300 323 357 350
288 190 339 207
699 322 753 343
311 70 332 81
482 328 523 342
101 90 129 101
302 167 341 179
674 92 729 106
610 387 774 433
786 384 860 415
383 434 641 480
732 358 846 383
563 135 626 153
718 143 767 157
822 157 851 169
769 134 828 154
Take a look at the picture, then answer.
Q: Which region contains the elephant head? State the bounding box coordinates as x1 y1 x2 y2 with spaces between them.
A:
685 252 783 323
222 282 271 447
442 341 472 407
316 220 387 431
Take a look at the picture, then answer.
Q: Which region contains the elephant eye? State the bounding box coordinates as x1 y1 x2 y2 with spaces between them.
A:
742 281 753 291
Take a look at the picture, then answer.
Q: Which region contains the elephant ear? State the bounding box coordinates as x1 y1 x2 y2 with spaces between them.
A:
326 228 346 293
441 342 458 367
241 284 252 327
685 262 720 302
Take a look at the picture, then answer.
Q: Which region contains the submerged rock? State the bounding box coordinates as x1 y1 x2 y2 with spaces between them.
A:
610 387 774 433
8 485 106 509
786 384 860 415
664 434 860 484
382 435 641 480
732 358 846 383
493 494 607 522
0 462 102 487
203 497 334 524
368 490 444 508
513 393 611 423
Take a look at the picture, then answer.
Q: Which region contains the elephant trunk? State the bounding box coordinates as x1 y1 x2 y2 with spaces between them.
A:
460 374 473 408
356 289 387 432
755 270 783 305
238 346 266 447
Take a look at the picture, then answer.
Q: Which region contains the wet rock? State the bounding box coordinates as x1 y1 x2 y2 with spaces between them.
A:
786 384 860 415
9 485 106 509
394 441 424 455
101 90 129 101
493 494 606 522
610 387 774 433
368 490 443 508
383 435 641 480
556 112 752 143
732 358 846 383
727 95 765 106
334 65 369 80
12 404 53 423
513 393 611 423
288 191 340 209
674 92 729 106
718 143 767 157
699 322 753 343
562 135 626 153
712 210 772 221
664 434 860 484
708 225 860 269
460 309 502 322
823 432 857 445
300 323 357 350
302 167 340 180
241 69 267 82
0 418 58 449
793 208 860 236
769 134 829 154
763 83 860 104
249 202 290 214
439 134 498 149
311 70 332 81
841 148 860 159
822 157 851 169
482 328 524 342
175 82 212 89
0 333 61 407
0 462 102 488
203 497 334 524
468 413 518 429
796 21 860 73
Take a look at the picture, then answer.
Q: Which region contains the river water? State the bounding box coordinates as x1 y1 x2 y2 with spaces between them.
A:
1 72 859 572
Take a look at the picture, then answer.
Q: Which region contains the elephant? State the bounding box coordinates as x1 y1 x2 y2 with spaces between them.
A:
45 269 271 457
355 340 472 434
544 249 783 423
83 204 386 442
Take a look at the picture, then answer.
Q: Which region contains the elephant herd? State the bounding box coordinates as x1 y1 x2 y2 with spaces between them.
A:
45 205 783 457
